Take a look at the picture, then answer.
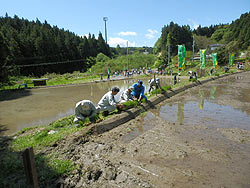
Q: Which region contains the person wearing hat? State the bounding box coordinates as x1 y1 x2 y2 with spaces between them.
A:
74 100 97 123
148 78 161 93
120 87 134 103
131 80 147 102
96 87 124 116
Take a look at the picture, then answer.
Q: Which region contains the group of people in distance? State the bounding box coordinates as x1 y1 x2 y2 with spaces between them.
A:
74 78 161 123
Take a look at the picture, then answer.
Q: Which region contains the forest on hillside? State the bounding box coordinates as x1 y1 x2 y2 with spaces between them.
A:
154 11 250 64
0 14 112 82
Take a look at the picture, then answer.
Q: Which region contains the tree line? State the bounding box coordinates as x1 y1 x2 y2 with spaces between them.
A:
154 11 250 65
0 14 111 83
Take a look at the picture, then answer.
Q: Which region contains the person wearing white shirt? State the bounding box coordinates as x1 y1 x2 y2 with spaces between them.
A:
148 78 161 93
74 100 97 123
96 87 124 116
120 87 134 103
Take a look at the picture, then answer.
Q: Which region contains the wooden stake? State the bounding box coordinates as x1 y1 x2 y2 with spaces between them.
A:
22 147 39 188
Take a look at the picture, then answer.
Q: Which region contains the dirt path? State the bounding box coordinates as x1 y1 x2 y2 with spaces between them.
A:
42 72 250 187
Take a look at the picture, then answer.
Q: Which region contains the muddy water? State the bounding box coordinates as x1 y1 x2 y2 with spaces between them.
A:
119 72 250 187
0 77 172 135
123 72 250 142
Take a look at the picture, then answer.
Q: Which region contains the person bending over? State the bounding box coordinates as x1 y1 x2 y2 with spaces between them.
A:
131 80 147 102
97 87 124 116
148 78 161 93
74 100 97 123
120 87 134 103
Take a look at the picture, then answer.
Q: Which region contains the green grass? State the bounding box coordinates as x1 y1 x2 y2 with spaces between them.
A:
122 100 140 109
11 115 84 151
0 72 100 90
37 155 76 177
0 148 76 188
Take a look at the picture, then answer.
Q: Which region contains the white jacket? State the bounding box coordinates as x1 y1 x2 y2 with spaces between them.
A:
75 100 97 120
98 91 117 107
120 89 134 101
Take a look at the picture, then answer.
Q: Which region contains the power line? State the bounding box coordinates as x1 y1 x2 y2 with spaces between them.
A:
7 59 85 68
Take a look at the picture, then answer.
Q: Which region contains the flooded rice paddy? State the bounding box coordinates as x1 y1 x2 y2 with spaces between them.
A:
123 72 250 142
0 77 172 135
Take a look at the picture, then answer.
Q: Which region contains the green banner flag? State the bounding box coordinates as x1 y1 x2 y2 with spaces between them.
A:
182 45 186 69
212 53 218 68
178 45 185 69
200 49 206 69
107 68 110 74
229 53 235 66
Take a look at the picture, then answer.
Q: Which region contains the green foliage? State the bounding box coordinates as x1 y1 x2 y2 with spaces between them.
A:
96 53 110 62
150 85 171 95
155 12 250 66
210 25 230 43
193 35 213 51
156 22 193 56
23 78 33 84
50 115 74 128
163 85 172 90
10 116 79 151
0 31 10 83
36 156 75 177
189 78 197 82
123 100 140 109
214 46 229 65
193 25 217 37
0 14 111 80
226 41 240 54
153 60 163 69
210 12 250 49
150 88 163 95
91 53 156 74
0 151 25 188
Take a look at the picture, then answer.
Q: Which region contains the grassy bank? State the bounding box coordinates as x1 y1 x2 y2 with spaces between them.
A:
0 72 100 90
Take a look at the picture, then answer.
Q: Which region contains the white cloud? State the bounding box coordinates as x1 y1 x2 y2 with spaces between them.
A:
118 31 137 36
187 19 200 30
108 37 136 47
77 34 88 38
145 29 158 39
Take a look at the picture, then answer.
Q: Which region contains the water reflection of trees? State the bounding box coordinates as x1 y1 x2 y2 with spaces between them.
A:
177 102 184 125
0 89 32 101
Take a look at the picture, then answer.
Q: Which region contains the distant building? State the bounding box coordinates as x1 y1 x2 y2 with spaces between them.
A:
209 44 224 51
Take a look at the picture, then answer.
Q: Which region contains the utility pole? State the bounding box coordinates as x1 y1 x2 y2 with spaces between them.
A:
168 44 170 66
127 41 129 70
103 17 108 44
192 36 195 62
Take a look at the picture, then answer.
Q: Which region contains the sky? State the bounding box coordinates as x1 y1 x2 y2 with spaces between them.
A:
1 0 250 47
